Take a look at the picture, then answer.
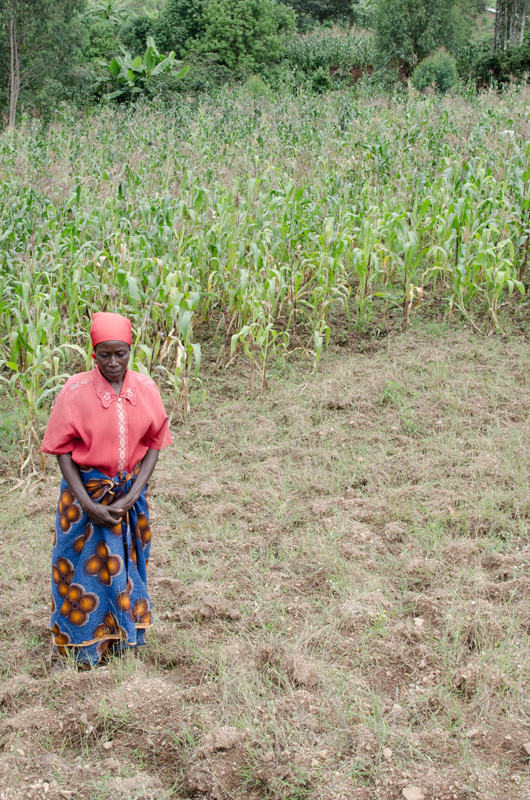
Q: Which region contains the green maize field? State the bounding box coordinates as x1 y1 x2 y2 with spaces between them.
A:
3 84 530 800
1 84 530 454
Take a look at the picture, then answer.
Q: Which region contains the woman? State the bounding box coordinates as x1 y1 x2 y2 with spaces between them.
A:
42 312 172 668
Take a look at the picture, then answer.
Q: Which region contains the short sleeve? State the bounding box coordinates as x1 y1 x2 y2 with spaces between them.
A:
142 384 173 451
146 414 173 451
41 387 79 455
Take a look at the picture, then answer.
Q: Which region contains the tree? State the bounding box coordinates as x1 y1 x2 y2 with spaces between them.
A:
80 0 126 62
81 18 120 61
0 0 85 127
154 0 206 58
120 13 154 56
189 0 296 70
493 0 528 52
373 0 460 74
280 0 356 25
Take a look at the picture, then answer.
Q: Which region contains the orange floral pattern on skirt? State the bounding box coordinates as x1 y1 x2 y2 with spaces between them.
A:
51 463 152 667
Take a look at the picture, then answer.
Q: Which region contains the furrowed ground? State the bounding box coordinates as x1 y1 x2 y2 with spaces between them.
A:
1 323 530 800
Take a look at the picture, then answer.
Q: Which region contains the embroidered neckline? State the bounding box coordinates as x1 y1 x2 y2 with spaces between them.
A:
94 367 137 409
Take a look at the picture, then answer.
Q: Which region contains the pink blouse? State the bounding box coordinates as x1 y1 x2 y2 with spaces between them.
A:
42 366 172 477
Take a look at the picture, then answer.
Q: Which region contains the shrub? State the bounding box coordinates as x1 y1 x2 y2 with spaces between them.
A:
151 54 233 96
455 38 491 79
55 64 104 108
412 49 458 94
471 43 530 87
247 74 273 97
189 0 296 70
255 61 302 91
311 65 332 92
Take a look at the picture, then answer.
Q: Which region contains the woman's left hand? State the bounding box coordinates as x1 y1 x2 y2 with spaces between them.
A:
115 449 159 516
112 491 139 515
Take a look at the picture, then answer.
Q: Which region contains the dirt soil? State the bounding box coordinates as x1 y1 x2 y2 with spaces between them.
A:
1 324 530 799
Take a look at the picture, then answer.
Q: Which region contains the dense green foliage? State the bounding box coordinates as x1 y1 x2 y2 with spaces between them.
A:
472 41 530 85
0 0 85 120
154 0 205 58
93 36 188 100
189 0 296 69
412 49 458 93
81 18 120 61
120 13 155 56
373 0 460 74
372 0 486 77
1 87 529 423
280 0 356 26
0 0 523 123
311 65 333 91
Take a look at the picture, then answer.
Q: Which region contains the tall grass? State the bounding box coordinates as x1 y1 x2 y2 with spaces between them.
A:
1 84 530 470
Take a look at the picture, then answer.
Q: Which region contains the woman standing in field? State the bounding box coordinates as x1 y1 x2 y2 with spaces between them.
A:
41 312 172 669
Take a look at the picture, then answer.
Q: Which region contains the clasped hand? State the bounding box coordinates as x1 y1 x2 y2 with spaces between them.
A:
84 490 138 529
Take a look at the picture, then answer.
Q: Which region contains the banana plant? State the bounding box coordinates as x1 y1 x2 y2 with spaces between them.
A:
84 0 131 25
93 37 189 101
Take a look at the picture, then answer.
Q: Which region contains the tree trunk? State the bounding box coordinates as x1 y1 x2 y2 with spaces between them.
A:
494 0 528 52
8 16 20 129
495 0 509 52
493 0 500 52
510 0 517 45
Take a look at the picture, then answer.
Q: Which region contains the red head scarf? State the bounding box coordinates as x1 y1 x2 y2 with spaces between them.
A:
90 312 132 348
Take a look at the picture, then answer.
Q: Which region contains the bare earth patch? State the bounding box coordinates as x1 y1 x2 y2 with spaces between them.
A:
1 326 530 799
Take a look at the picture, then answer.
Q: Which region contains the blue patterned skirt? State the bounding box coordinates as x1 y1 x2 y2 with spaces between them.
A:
50 463 153 667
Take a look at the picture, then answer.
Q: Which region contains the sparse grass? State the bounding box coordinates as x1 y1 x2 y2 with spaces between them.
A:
1 327 530 798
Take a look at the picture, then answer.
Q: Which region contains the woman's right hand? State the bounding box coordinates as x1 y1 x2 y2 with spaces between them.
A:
83 501 124 530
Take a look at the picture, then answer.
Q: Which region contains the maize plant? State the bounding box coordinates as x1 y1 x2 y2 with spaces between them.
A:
1 86 530 476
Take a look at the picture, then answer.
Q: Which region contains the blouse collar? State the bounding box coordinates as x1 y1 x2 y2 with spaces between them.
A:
94 366 137 409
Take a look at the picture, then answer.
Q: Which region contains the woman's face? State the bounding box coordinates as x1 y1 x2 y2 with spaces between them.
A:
94 340 130 384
